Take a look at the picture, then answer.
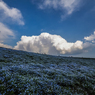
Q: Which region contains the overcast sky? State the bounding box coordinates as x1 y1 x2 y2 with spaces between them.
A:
0 0 95 58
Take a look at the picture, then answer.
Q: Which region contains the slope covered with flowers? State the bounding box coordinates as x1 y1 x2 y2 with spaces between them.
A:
0 47 95 95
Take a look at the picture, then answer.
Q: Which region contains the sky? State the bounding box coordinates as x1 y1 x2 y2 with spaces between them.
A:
0 0 95 58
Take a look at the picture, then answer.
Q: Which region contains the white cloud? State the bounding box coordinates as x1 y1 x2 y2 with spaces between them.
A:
0 22 14 41
0 0 24 48
41 29 44 31
84 31 95 41
14 32 93 55
36 0 81 18
0 43 12 48
0 0 24 25
0 22 14 49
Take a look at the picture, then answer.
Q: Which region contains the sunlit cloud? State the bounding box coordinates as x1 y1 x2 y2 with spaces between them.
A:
14 32 94 55
84 31 95 41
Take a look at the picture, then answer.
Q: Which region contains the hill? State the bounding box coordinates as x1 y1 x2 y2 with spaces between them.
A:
0 47 95 95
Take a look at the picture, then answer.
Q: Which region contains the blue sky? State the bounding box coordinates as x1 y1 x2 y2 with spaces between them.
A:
0 0 95 58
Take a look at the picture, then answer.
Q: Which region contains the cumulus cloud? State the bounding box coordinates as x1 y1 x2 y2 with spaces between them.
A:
0 0 24 25
14 32 94 55
0 22 14 41
84 31 95 41
34 0 81 18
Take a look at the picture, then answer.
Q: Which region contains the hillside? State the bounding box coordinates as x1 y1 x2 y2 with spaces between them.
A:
0 47 95 95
